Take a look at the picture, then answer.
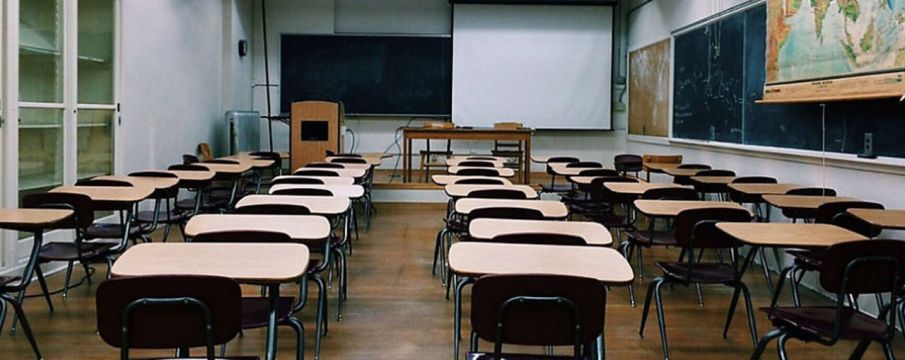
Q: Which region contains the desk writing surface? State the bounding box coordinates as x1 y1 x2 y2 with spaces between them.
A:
455 199 567 218
309 162 371 171
236 195 349 215
451 155 508 162
728 183 801 196
326 156 383 166
605 182 681 195
716 223 867 248
51 186 154 203
662 167 704 177
762 195 858 210
445 158 505 167
269 184 364 199
644 163 681 172
431 175 511 186
447 167 515 177
185 214 331 240
221 156 275 169
0 209 73 231
448 243 633 285
847 209 905 230
272 175 355 185
112 243 309 284
531 155 551 163
548 163 605 176
166 170 216 182
690 176 736 185
468 218 612 246
200 162 253 174
94 175 179 190
444 184 537 199
634 200 747 217
293 167 366 178
237 151 289 160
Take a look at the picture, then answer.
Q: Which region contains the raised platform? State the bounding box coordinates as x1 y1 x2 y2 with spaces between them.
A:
372 169 549 190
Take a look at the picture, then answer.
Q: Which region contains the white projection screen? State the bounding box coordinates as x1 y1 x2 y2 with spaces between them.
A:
452 4 613 130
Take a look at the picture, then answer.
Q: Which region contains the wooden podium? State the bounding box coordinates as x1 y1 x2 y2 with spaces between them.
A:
290 101 345 171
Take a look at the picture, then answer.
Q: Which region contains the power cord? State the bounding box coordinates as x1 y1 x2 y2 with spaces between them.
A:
23 266 98 298
385 118 416 183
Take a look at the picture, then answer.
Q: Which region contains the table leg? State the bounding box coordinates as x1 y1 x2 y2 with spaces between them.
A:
403 135 410 183
524 137 532 185
265 284 280 360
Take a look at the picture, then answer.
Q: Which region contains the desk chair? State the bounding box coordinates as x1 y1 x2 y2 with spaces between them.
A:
168 164 219 218
488 233 586 246
642 154 683 181
454 178 507 185
191 231 305 360
272 177 326 185
781 187 838 222
76 179 149 245
457 160 496 168
615 154 643 178
673 164 712 186
455 168 501 177
541 157 579 195
293 169 340 177
131 171 182 242
248 151 283 192
329 157 376 229
728 176 778 211
95 275 254 360
203 160 246 209
420 127 453 183
491 122 525 181
639 208 755 360
692 169 736 200
468 274 606 359
307 163 345 169
753 240 905 360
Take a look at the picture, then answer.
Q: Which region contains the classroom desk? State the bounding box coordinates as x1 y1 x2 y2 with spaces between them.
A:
430 175 512 186
467 218 612 246
269 184 365 199
444 184 538 200
762 195 858 213
272 175 355 185
847 209 905 230
326 155 383 166
662 167 705 177
633 200 748 217
184 214 331 242
531 155 551 163
112 243 309 360
308 162 371 171
402 127 533 183
445 158 505 167
727 183 803 197
447 166 515 177
221 155 275 169
548 163 605 176
200 162 254 174
604 182 682 195
94 175 179 190
0 208 74 359
51 185 154 250
689 176 736 185
643 162 682 181
237 151 290 160
293 167 367 179
450 155 508 162
236 195 350 216
454 199 568 219
166 169 217 183
448 242 633 359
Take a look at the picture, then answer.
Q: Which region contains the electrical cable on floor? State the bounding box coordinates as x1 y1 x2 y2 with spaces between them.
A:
22 266 98 298
384 118 416 183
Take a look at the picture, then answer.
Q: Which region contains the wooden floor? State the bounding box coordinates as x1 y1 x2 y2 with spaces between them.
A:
0 204 900 359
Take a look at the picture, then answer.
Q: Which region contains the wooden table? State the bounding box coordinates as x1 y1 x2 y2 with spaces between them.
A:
762 195 858 212
717 223 868 249
270 184 365 199
236 195 350 216
634 200 748 217
0 208 74 359
185 214 331 242
94 175 179 190
293 167 367 179
447 166 515 177
728 183 802 197
272 175 355 185
51 185 154 249
468 218 612 246
847 209 905 230
448 242 633 358
604 182 681 195
112 243 309 360
430 175 512 186
455 199 568 218
662 167 704 177
445 158 505 167
402 127 533 183
444 184 537 199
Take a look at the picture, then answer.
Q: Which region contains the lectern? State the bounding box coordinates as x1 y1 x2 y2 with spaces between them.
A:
290 101 344 170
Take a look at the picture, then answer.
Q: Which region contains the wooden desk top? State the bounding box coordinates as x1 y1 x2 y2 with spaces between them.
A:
221 156 275 169
94 175 179 190
199 162 253 174
293 167 367 178
548 163 605 176
468 219 612 246
445 184 537 199
112 243 309 284
272 175 355 185
52 185 154 203
308 162 371 170
445 158 505 167
690 176 736 185
236 195 350 215
727 183 802 196
326 156 383 166
455 199 568 218
717 223 867 248
449 243 633 285
0 209 73 231
531 155 551 163
451 155 508 162
604 182 681 195
185 214 331 240
662 167 704 177
762 195 858 210
644 163 681 172
634 200 748 217
166 170 217 182
403 127 533 134
269 184 364 199
431 175 512 186
447 167 515 177
237 151 289 160
847 209 905 230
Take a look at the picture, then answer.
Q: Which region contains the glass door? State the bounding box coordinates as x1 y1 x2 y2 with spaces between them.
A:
76 0 115 180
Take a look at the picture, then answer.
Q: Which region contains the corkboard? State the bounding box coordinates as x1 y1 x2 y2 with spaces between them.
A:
628 39 670 137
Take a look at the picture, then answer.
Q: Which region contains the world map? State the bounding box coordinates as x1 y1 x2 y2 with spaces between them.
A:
766 0 905 84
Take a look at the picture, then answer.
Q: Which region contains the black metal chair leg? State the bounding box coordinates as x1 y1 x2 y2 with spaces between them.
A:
740 284 759 347
881 342 895 360
652 279 669 360
723 287 742 338
750 329 784 360
82 262 93 285
0 299 7 334
776 333 790 360
61 261 74 298
287 316 305 360
312 275 326 360
638 277 659 338
35 267 53 312
2 294 42 359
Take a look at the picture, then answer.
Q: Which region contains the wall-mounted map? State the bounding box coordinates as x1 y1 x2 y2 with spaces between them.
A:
763 0 905 102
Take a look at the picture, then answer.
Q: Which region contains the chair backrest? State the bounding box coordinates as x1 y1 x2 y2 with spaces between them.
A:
76 179 132 187
614 154 643 173
589 176 639 203
249 151 283 171
467 189 528 200
785 187 837 196
641 187 699 201
204 159 240 165
642 154 682 166
182 154 200 164
456 168 499 177
695 169 735 177
330 157 367 164
820 239 905 295
677 164 711 170
547 157 580 164
454 178 506 185
96 275 241 354
293 169 339 177
577 168 619 177
457 160 495 168
271 177 325 185
191 230 292 243
566 161 602 168
130 171 180 198
468 207 545 221
814 201 884 238
471 274 605 349
674 207 752 249
22 192 95 229
466 156 498 161
272 188 335 197
168 164 209 172
306 163 345 169
730 176 777 184
334 153 362 157
491 233 586 246
234 204 312 216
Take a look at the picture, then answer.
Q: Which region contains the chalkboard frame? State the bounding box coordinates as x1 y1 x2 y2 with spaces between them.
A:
280 33 453 118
